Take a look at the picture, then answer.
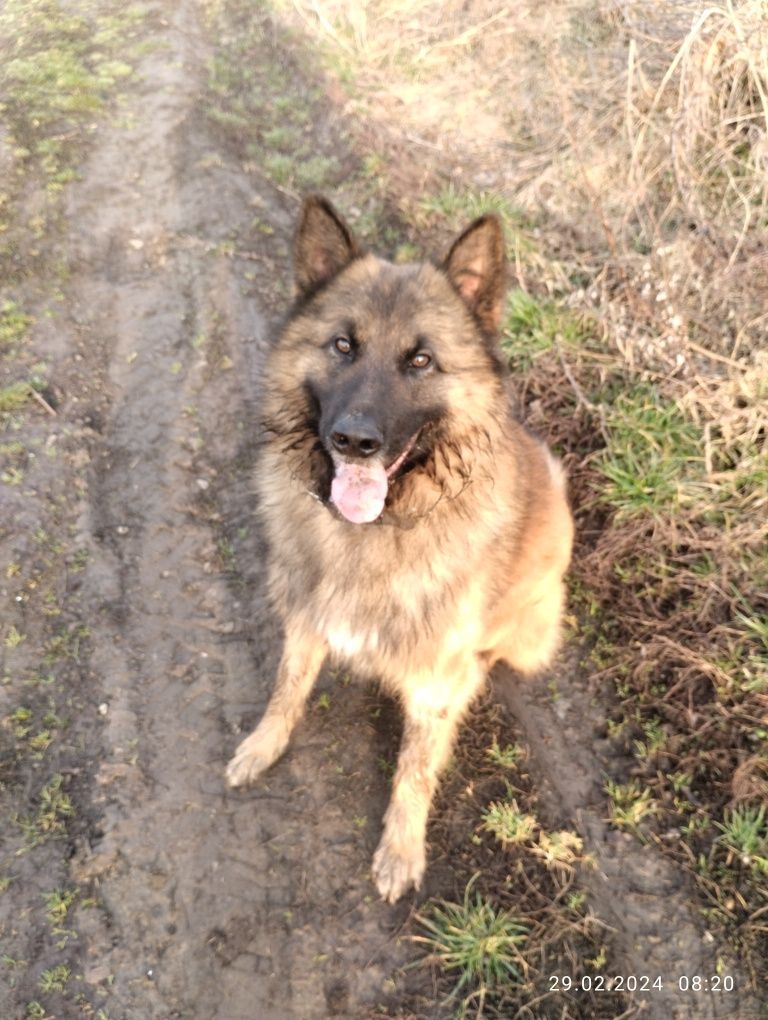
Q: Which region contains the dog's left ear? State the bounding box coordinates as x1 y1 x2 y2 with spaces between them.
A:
443 215 506 334
294 195 361 298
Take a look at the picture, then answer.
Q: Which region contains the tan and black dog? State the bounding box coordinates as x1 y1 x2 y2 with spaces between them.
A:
226 196 573 902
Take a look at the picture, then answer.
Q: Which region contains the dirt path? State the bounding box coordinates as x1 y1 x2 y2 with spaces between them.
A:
61 3 414 1016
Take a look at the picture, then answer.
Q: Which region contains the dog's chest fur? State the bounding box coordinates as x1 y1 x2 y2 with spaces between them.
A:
266 491 498 679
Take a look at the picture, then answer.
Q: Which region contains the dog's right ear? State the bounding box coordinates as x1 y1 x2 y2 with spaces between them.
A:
294 196 360 298
443 215 506 334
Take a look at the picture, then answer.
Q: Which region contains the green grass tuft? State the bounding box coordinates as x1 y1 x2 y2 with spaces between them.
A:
419 184 527 231
482 799 537 846
502 288 594 369
716 805 768 873
486 739 523 769
38 963 70 993
17 774 74 847
605 777 658 830
596 384 703 516
0 379 46 414
43 888 76 926
0 300 32 346
413 877 528 1001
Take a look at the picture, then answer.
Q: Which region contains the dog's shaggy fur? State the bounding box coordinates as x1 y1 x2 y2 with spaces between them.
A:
227 197 573 901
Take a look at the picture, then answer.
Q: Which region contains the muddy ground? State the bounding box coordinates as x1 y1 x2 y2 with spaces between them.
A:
0 2 765 1018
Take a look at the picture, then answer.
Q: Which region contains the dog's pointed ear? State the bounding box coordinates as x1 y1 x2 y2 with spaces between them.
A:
443 215 506 333
294 195 360 297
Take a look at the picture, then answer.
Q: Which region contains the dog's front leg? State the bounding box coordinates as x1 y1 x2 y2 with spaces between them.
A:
372 664 482 902
226 620 327 788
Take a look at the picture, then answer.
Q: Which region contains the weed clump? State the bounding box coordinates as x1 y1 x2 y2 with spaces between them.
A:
413 876 528 1008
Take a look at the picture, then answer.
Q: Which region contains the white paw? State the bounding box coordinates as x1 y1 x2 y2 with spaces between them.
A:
225 733 278 788
372 837 426 903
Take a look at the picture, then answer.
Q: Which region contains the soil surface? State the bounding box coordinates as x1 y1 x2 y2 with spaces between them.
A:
496 664 764 1019
0 2 765 1019
40 4 412 1016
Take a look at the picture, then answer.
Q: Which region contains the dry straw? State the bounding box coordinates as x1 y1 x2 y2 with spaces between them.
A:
626 0 768 266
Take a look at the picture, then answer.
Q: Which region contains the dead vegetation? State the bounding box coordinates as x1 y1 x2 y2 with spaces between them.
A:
275 0 768 997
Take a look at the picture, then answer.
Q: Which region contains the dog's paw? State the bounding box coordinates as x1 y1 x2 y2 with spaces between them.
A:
225 736 274 788
372 837 426 903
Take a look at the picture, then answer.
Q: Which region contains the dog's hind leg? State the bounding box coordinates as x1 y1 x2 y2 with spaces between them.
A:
491 575 566 677
226 619 327 788
372 659 484 902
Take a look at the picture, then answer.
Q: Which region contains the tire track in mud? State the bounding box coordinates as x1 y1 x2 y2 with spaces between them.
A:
65 3 414 1017
496 664 764 1020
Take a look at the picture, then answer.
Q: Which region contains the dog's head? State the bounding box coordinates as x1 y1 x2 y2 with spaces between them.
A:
262 195 510 524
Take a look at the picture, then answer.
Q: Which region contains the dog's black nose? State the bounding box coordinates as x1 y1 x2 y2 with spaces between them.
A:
330 414 383 458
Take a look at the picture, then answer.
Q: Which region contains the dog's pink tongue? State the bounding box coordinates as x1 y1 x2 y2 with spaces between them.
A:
331 460 388 524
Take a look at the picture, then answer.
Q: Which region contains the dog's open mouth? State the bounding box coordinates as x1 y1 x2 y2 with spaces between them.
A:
330 431 420 524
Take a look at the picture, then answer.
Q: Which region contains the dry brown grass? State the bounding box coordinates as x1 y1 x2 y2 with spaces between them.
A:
285 0 768 348
626 0 768 266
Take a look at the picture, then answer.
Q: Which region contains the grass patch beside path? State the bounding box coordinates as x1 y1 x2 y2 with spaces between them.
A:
502 289 595 372
0 0 144 186
0 5 148 1017
520 324 768 978
0 0 146 280
203 0 343 199
595 385 703 517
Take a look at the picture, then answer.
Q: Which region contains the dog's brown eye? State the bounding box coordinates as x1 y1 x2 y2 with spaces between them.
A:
333 335 352 355
410 351 431 369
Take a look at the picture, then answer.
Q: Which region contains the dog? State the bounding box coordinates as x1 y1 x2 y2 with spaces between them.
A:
226 195 573 902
